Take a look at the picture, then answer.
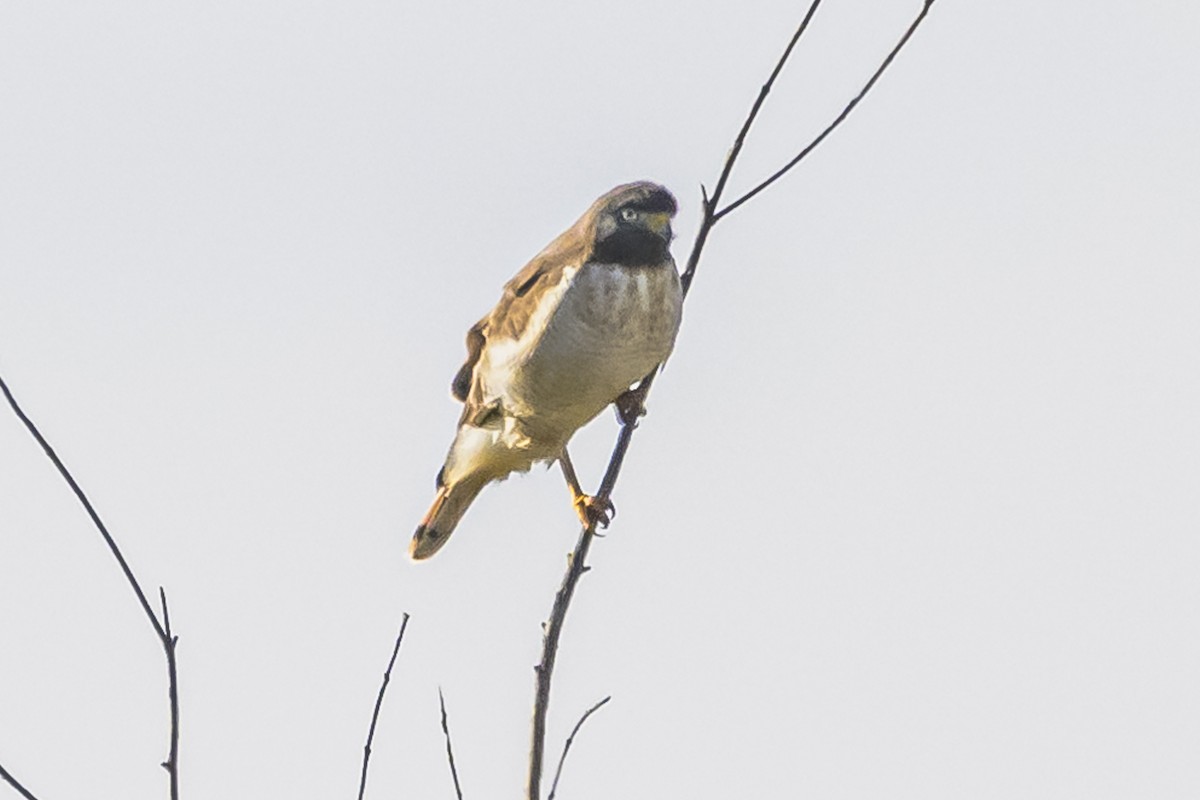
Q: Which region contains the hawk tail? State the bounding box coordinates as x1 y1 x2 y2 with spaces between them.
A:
409 475 487 561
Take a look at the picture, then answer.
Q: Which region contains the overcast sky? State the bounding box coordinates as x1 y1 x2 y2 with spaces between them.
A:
2 1 1198 798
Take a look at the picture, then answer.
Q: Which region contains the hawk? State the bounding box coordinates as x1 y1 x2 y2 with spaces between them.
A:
410 181 683 560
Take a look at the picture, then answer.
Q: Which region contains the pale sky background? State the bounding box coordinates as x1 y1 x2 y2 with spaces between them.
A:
2 1 1198 798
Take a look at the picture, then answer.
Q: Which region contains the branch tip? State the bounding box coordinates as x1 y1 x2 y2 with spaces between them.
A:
358 613 411 800
547 696 614 800
438 688 465 800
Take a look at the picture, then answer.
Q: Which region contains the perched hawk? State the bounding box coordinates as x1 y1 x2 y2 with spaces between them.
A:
410 181 683 560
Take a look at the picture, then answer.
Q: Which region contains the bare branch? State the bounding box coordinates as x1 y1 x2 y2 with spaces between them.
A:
526 3 939 797
357 612 410 800
438 688 465 800
680 0 823 294
0 370 182 799
0 762 41 800
525 8 824 794
547 697 611 800
527 420 657 800
715 0 938 221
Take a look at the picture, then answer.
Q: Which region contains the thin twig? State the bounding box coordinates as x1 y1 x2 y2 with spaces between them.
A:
159 588 181 800
438 688 465 800
0 373 167 640
0 370 182 800
525 3 938 798
357 612 410 800
0 762 40 800
547 696 611 800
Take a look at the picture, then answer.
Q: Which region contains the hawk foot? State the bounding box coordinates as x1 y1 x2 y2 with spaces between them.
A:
573 493 615 530
614 388 646 428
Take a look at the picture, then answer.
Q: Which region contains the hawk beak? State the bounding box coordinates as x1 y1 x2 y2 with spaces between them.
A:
645 212 672 236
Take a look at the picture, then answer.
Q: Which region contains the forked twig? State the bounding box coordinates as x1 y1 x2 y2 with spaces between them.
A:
699 0 825 236
547 697 611 800
715 0 938 221
357 613 410 800
525 2 938 797
0 371 182 800
438 688 465 800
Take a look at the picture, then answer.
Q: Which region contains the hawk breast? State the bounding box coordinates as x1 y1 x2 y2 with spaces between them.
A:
514 260 682 435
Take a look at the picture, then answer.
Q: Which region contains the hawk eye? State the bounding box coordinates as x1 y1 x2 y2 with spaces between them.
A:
620 208 639 222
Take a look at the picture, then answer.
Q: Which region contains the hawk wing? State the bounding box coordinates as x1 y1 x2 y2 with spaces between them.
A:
449 221 592 424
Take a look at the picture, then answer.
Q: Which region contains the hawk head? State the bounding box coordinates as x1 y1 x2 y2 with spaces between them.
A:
588 181 678 267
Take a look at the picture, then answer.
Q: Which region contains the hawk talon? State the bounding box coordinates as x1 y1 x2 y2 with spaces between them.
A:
574 493 616 529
